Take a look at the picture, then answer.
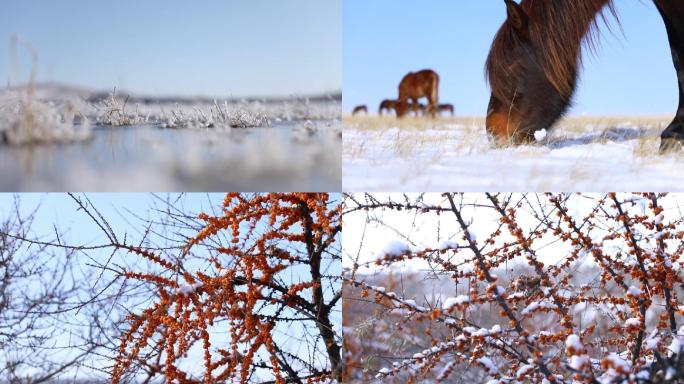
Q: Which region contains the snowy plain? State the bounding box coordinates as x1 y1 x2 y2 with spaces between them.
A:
343 116 684 191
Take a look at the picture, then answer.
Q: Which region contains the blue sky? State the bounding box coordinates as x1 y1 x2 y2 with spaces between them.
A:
0 193 223 246
0 1 341 97
343 1 676 116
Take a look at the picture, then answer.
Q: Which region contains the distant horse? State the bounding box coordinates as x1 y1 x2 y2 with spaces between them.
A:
410 102 428 117
486 0 684 151
437 103 455 117
412 103 452 117
352 105 368 116
379 99 400 116
396 69 440 118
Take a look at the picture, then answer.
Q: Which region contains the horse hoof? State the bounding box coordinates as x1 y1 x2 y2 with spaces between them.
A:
660 130 684 153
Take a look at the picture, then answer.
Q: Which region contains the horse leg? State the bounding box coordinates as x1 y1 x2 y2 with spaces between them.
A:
430 80 439 118
396 97 408 118
427 95 438 118
656 1 684 152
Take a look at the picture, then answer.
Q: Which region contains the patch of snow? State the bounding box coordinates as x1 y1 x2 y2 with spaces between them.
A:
654 214 664 225
666 367 676 380
375 240 410 259
509 292 526 299
178 283 201 295
516 364 534 378
466 230 477 242
477 356 498 374
667 326 684 355
604 353 631 372
534 128 548 142
400 298 428 312
569 355 589 371
376 367 391 378
636 370 651 380
572 302 588 314
522 301 556 315
626 286 642 296
645 330 661 351
438 362 455 381
625 317 641 327
442 295 470 310
566 334 584 352
438 240 460 250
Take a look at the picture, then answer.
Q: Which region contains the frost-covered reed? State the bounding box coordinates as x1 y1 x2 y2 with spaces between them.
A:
160 100 270 129
95 89 149 126
0 93 92 145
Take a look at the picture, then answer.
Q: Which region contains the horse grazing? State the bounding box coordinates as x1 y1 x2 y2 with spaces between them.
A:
352 105 368 116
437 103 455 116
396 69 440 118
486 0 684 151
379 99 400 116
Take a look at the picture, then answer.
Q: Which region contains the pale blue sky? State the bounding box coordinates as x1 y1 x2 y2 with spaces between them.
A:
0 193 222 246
343 1 676 116
0 1 341 97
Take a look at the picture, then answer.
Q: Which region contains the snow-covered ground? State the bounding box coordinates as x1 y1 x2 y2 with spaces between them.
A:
343 116 684 191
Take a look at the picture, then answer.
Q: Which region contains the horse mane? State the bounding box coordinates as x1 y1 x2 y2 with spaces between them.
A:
486 0 618 102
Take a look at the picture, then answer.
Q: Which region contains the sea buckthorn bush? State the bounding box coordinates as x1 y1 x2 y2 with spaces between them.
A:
110 193 341 384
343 193 684 384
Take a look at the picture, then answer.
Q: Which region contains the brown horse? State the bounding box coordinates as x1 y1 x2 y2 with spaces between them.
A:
409 102 427 117
379 99 399 116
396 69 440 118
486 0 684 151
352 105 368 116
437 103 455 116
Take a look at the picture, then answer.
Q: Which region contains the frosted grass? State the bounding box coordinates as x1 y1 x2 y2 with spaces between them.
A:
0 86 341 190
0 91 92 145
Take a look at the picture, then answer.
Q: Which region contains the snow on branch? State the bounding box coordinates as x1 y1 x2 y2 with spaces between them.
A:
344 193 684 383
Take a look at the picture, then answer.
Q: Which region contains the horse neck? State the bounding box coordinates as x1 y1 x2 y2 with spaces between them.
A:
527 0 613 97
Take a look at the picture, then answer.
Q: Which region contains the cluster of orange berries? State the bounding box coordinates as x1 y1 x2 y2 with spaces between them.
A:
112 193 340 384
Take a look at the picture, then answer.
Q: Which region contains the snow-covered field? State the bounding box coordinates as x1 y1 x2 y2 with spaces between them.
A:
343 116 684 191
0 86 341 191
